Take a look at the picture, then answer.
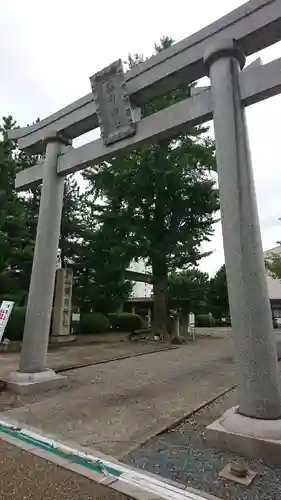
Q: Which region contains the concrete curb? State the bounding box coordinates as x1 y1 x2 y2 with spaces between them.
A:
119 385 237 459
0 419 222 500
56 346 178 373
154 385 237 435
0 346 177 387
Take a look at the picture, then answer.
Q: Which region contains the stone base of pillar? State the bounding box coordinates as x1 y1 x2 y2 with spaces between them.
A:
3 369 66 395
205 405 281 465
50 335 76 344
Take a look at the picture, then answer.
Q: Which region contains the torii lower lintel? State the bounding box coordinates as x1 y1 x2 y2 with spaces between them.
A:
15 56 281 190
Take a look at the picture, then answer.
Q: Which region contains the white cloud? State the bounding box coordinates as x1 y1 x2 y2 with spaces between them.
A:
1 0 281 275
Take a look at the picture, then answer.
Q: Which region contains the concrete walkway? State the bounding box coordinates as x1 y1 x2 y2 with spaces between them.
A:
0 337 235 458
0 341 173 378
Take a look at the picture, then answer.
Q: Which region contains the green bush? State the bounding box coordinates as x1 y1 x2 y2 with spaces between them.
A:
195 315 230 327
108 312 143 332
195 314 213 327
213 318 222 327
5 307 26 341
78 313 109 334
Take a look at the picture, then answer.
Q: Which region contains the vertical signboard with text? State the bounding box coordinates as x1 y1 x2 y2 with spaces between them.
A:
0 301 14 342
52 269 73 337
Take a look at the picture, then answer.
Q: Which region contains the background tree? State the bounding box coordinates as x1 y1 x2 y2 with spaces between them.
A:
265 253 281 281
84 37 219 338
0 116 86 306
72 193 133 314
207 264 229 319
0 116 42 304
168 269 209 315
59 174 84 269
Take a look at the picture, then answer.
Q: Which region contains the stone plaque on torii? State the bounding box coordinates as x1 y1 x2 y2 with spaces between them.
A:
6 0 281 461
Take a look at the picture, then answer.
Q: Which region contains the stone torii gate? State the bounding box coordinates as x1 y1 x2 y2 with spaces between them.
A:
6 0 281 459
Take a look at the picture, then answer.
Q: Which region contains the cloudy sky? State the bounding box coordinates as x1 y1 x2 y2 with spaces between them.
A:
1 0 281 275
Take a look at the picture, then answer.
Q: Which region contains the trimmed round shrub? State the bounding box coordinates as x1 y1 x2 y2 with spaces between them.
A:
5 307 26 341
78 313 109 334
213 318 222 327
108 312 143 332
195 314 213 327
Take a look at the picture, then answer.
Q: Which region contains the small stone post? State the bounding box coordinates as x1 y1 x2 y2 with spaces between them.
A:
204 39 281 420
5 131 71 393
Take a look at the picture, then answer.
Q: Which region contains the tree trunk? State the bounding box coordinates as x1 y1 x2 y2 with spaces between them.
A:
152 262 170 341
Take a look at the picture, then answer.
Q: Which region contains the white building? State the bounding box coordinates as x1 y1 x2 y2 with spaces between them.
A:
127 260 153 299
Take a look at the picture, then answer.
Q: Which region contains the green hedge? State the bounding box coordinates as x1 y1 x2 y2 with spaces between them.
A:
195 314 231 327
5 307 26 341
108 312 143 332
195 314 213 327
78 313 109 334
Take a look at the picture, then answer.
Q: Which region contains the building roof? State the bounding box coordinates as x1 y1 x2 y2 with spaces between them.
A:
264 245 281 257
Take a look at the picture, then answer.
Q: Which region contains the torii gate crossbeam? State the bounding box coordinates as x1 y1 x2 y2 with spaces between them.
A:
14 55 281 190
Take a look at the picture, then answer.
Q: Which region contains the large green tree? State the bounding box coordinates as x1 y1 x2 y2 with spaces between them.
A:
0 116 41 303
84 37 219 338
72 195 132 313
0 117 86 306
207 264 229 319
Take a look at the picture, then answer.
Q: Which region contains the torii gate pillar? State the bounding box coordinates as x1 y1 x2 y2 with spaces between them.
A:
3 131 70 393
204 39 281 459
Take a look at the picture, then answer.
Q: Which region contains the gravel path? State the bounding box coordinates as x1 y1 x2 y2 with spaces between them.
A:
124 389 281 500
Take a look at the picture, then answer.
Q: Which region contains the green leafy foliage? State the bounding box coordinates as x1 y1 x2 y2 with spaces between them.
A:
0 117 42 304
168 269 210 314
83 37 219 338
108 312 143 332
265 253 281 281
5 307 26 341
207 265 229 318
72 204 133 313
195 314 213 327
1 38 220 335
0 114 132 314
59 174 85 269
78 313 109 334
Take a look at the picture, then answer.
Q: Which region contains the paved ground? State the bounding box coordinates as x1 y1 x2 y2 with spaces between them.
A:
0 340 173 378
0 336 235 458
0 439 129 500
124 388 281 500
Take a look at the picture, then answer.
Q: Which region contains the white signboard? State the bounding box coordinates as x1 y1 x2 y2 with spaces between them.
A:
188 312 195 341
189 312 195 326
0 301 14 342
72 312 80 322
